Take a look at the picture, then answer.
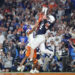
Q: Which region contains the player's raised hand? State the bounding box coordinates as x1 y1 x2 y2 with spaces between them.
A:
42 14 47 20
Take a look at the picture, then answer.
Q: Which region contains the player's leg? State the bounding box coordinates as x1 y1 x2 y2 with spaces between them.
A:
39 42 54 55
42 7 45 13
30 49 39 73
42 7 48 15
24 46 34 62
29 35 45 61
18 46 35 72
29 36 41 61
30 60 38 73
20 46 31 66
29 46 37 62
29 48 34 61
44 7 48 15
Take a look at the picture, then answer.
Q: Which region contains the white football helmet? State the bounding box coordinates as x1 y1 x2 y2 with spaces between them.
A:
48 15 55 23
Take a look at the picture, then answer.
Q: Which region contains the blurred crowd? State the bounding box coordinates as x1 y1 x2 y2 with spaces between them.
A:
0 0 75 72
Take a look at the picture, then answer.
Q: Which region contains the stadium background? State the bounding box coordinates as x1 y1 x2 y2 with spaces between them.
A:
0 0 75 74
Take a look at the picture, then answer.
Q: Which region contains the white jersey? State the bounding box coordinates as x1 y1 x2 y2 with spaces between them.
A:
27 32 34 46
26 27 35 46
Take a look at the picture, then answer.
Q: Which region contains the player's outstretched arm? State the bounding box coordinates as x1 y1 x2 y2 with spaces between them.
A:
20 56 28 66
27 22 39 35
